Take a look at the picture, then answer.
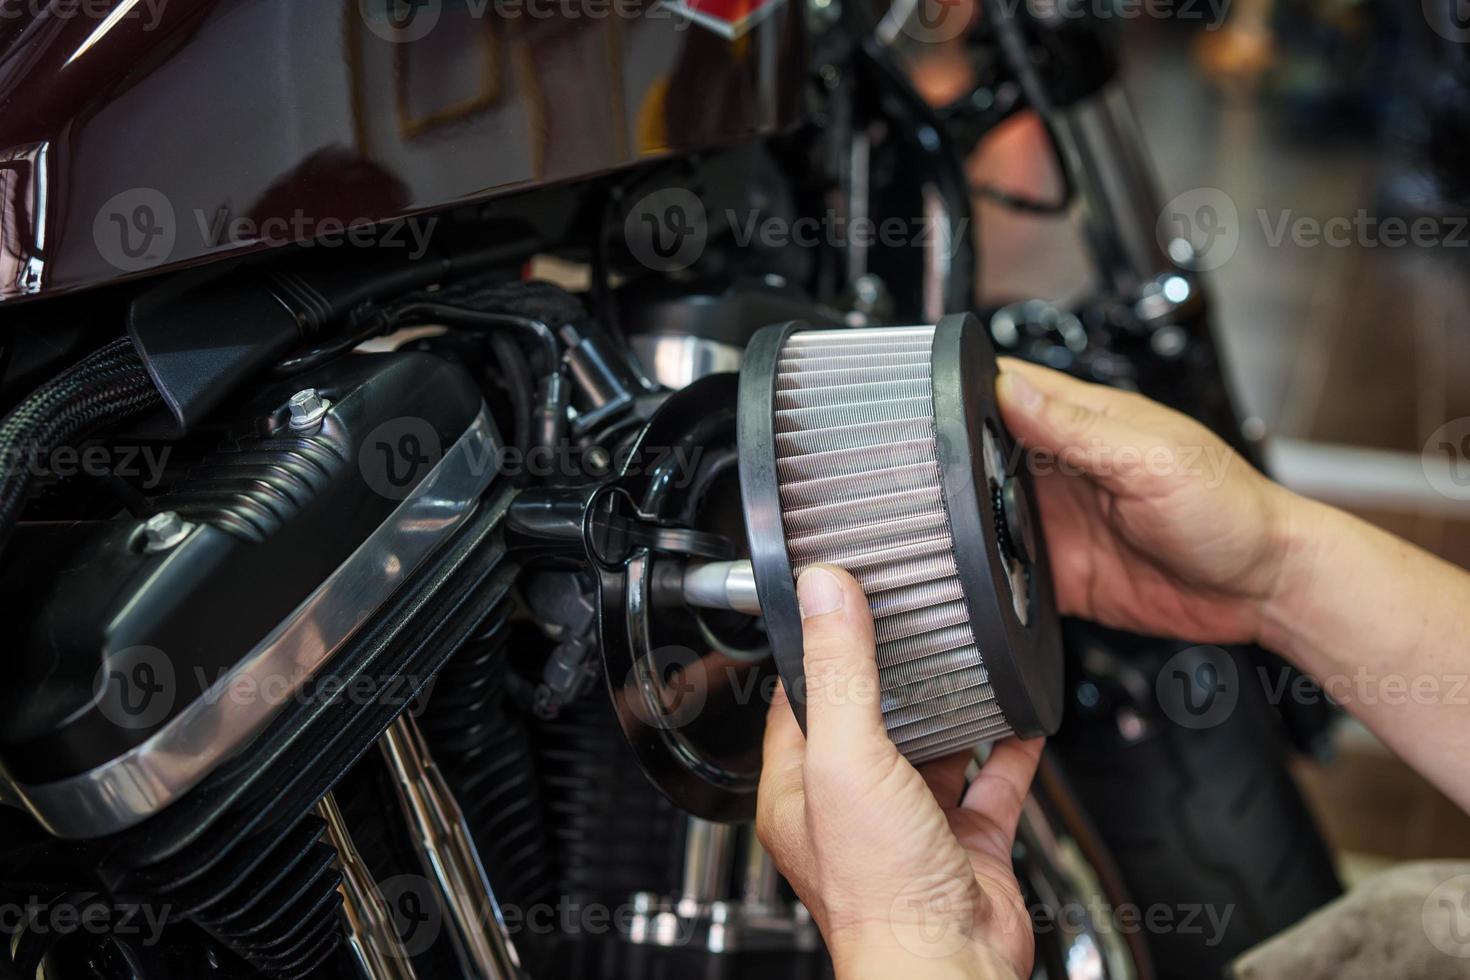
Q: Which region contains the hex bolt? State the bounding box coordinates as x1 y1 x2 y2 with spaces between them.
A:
287 388 330 430
142 510 192 553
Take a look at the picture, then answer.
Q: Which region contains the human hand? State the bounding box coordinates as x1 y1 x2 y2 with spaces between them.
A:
995 357 1304 646
757 564 1042 980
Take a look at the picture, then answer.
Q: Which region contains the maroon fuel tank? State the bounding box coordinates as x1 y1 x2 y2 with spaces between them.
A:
0 0 807 303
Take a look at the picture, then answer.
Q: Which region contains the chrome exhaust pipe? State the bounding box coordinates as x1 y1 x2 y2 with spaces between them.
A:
317 792 421 980
379 714 525 980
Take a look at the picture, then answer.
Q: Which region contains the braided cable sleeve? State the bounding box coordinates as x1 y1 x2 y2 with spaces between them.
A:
0 337 163 554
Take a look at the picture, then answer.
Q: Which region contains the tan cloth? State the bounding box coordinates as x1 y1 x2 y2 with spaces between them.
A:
1232 861 1470 980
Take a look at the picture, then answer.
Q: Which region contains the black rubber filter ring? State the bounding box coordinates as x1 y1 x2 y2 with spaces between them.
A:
930 313 1064 737
737 321 809 730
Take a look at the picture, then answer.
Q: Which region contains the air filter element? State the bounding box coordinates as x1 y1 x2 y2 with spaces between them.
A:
738 314 1063 761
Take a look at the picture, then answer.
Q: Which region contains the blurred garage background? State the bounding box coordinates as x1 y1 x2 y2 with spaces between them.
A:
934 4 1470 880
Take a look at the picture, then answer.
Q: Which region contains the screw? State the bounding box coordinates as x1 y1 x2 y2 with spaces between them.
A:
585 446 611 475
142 511 192 553
287 388 330 430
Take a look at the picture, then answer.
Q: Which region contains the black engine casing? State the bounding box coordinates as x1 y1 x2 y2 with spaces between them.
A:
0 352 494 838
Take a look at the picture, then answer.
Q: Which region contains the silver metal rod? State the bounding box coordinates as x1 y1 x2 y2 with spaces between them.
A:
682 560 761 616
740 832 783 911
380 714 525 980
677 817 736 918
1053 85 1174 298
316 792 421 980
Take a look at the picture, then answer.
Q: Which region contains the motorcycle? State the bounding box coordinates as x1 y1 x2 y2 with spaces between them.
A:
0 1 1341 977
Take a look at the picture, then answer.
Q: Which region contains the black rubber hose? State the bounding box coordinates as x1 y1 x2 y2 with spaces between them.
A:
487 332 534 452
0 338 163 556
983 3 1077 214
388 302 569 451
389 302 562 371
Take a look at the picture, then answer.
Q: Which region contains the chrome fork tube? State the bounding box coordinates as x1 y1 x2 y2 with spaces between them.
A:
379 713 525 980
741 836 783 912
316 792 421 980
677 817 736 917
1052 84 1176 298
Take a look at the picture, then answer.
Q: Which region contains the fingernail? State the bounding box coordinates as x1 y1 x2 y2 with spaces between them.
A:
797 566 845 618
1002 371 1043 411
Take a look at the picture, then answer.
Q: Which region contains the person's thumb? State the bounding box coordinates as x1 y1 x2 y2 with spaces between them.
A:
996 366 1154 494
795 565 892 760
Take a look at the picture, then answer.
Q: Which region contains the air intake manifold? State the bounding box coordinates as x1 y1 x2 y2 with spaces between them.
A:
737 314 1063 761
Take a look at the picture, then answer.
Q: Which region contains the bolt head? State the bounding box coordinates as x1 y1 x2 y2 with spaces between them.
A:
142 511 191 552
287 388 330 430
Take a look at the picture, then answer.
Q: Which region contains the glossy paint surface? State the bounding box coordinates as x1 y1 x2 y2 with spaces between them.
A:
0 0 805 302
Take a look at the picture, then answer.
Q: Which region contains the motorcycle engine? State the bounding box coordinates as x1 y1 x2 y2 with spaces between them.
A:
0 260 1062 980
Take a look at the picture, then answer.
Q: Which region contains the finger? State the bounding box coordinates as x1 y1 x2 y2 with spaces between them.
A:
996 365 1167 496
960 737 1043 840
918 750 973 806
762 680 806 773
795 565 892 760
757 687 807 852
998 357 1124 415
